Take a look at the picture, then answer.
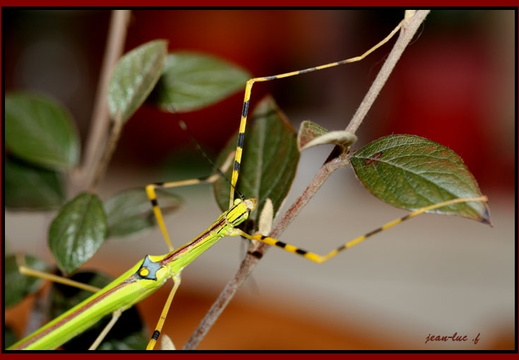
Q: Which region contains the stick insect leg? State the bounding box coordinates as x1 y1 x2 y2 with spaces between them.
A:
142 151 234 350
16 254 100 293
88 309 123 350
16 254 126 350
228 15 409 208
240 197 488 263
145 151 235 252
146 275 182 350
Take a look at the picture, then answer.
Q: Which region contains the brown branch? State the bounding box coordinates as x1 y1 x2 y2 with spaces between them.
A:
183 10 431 350
73 10 131 192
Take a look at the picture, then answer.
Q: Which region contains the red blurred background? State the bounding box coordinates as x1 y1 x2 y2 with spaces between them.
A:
4 9 515 194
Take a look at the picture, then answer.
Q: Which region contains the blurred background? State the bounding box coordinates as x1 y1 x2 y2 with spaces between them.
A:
4 9 515 350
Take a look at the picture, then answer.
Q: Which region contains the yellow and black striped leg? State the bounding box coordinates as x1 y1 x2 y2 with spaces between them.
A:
239 197 487 264
146 274 181 350
228 17 407 207
145 152 235 252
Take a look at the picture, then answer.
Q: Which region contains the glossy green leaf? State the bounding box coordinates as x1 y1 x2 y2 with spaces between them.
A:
49 192 108 274
297 120 357 152
49 271 147 350
350 134 490 223
5 254 50 307
108 40 168 122
214 96 300 224
151 51 251 112
104 187 183 238
5 92 79 171
5 156 65 210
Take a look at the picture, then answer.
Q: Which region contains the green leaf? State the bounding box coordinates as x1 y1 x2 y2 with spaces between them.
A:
297 120 357 152
151 51 251 112
104 188 183 238
49 192 108 274
214 96 300 224
49 271 147 350
350 134 490 223
5 254 50 307
108 40 168 122
5 92 79 171
5 156 65 210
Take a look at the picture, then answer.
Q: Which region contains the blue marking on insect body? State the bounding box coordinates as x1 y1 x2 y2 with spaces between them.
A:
136 256 162 281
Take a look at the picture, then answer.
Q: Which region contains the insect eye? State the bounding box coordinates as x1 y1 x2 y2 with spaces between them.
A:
139 267 150 278
136 255 162 281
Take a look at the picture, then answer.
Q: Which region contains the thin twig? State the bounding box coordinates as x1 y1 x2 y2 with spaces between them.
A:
90 112 124 189
183 10 430 350
22 11 131 338
73 10 131 192
346 10 429 134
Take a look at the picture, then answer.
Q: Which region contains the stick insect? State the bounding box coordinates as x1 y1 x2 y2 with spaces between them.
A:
7 12 489 350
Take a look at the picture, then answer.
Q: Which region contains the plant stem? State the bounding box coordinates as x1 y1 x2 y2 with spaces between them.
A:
183 9 430 350
73 10 130 192
346 10 430 134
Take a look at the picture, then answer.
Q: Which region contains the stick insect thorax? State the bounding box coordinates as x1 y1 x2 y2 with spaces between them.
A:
155 198 256 274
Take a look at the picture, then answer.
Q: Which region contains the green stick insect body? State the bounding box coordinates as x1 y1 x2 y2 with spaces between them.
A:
8 199 256 350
